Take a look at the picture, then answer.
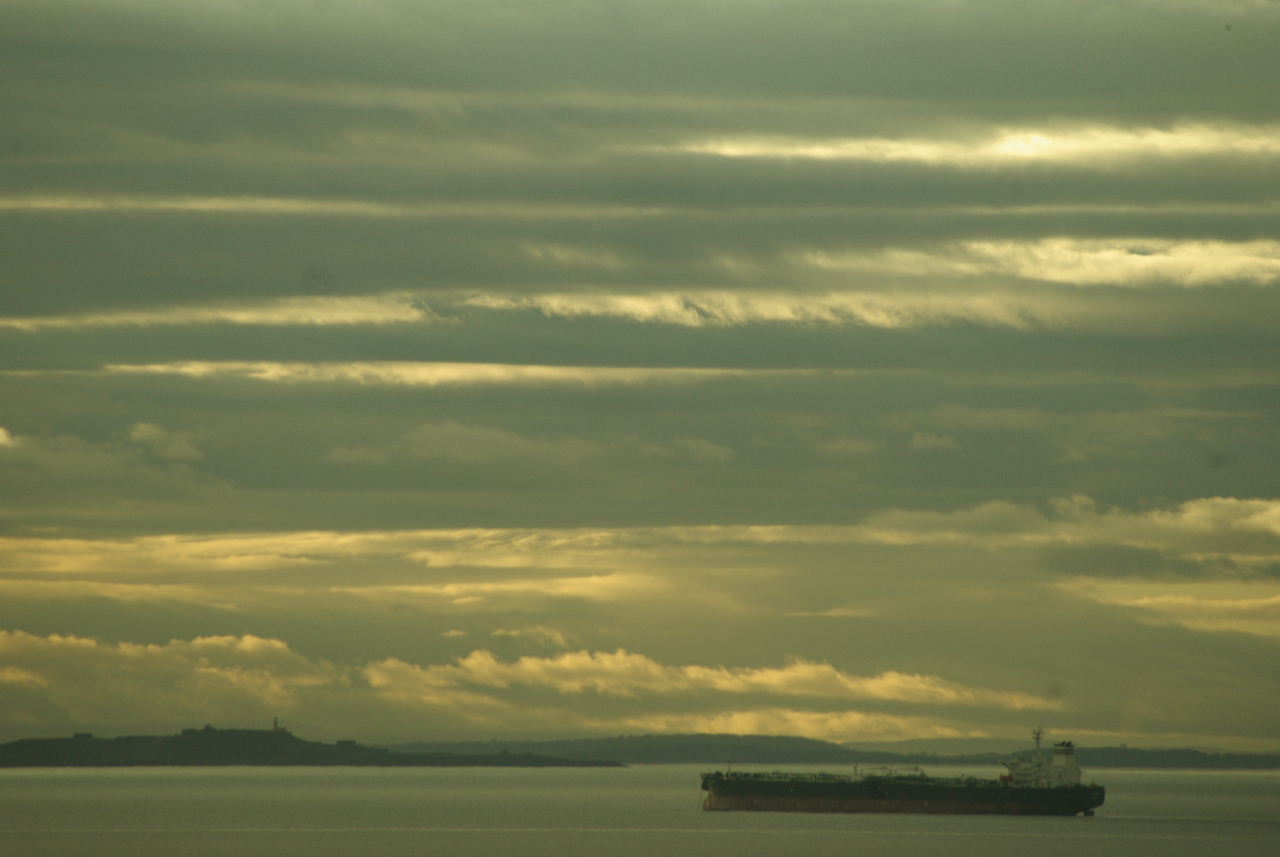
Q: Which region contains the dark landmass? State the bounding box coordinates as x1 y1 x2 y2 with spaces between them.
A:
0 725 623 768
8 728 1275 769
393 733 867 765
389 733 1280 769
843 737 1032 754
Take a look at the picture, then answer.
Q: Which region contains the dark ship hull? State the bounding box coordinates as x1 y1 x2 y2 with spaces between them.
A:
701 772 1105 816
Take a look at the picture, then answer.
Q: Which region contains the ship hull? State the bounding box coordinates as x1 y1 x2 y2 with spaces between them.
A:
701 774 1104 816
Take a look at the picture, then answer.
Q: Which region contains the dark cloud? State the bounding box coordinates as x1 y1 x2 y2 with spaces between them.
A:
1042 545 1214 579
5 1 1276 111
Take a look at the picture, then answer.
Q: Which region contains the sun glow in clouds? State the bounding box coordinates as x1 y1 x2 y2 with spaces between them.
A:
367 648 1058 709
99 361 788 386
1056 579 1280 639
2 233 1274 337
0 195 673 220
4 496 1275 579
799 239 1280 288
667 123 1280 166
463 290 1064 328
0 295 429 331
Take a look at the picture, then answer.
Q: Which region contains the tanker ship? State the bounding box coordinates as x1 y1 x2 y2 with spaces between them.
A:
701 729 1104 816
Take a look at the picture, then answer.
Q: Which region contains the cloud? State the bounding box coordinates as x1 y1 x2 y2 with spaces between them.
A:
328 422 606 467
0 529 602 577
22 289 1074 331
0 195 669 220
817 437 878 456
327 421 734 468
0 530 364 577
369 649 1056 710
458 281 1278 335
521 242 629 270
0 432 221 521
1 193 1275 220
464 290 1069 329
979 239 1280 288
1 0 1278 754
0 628 1063 737
909 432 958 451
128 423 203 461
100 361 786 386
1055 579 1280 639
0 295 429 331
0 630 565 738
787 606 876 618
333 573 670 610
4 496 1274 581
0 666 49 688
662 123 1280 167
612 708 984 744
800 239 1280 288
895 405 1256 463
0 579 237 608
0 631 345 731
2 259 1275 344
491 626 572 648
0 626 1058 739
1123 594 1280 638
856 495 1280 557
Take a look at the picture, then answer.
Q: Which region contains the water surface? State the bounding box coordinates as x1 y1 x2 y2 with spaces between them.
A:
2 764 1276 856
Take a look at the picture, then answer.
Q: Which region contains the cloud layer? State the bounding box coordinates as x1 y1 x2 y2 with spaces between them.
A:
2 0 1278 749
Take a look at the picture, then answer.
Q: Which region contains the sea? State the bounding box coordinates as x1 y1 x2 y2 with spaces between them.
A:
1 764 1276 857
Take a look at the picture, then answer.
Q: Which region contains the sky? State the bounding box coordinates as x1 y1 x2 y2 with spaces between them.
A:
1 0 1278 751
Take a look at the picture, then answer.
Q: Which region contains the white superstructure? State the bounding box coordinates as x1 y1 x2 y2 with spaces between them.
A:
1002 728 1084 788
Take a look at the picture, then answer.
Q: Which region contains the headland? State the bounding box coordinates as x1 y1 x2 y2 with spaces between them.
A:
0 724 623 768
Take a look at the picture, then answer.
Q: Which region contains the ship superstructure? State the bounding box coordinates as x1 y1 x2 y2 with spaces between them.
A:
1002 727 1085 787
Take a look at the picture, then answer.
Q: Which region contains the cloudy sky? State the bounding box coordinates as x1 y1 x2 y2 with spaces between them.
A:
2 0 1278 751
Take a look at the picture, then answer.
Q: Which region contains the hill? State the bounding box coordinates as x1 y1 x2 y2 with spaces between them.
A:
0 725 622 768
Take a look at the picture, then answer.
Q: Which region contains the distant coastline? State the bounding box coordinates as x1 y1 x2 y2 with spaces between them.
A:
389 733 1280 770
5 728 1277 770
0 725 623 768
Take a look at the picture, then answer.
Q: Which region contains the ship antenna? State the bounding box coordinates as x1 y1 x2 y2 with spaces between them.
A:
1032 726 1044 751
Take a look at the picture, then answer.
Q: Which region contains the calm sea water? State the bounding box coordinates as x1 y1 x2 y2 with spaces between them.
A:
1 764 1276 857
